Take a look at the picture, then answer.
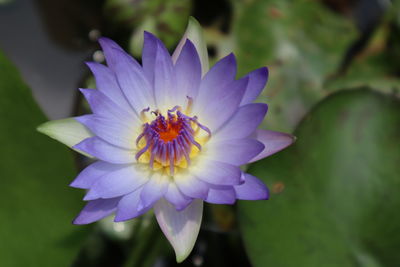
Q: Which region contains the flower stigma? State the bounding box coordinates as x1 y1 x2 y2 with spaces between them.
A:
136 105 211 176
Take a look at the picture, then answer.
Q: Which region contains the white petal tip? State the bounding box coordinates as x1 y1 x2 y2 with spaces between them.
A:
154 199 203 263
37 118 94 157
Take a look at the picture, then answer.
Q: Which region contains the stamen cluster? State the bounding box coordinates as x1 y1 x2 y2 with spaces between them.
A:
136 107 210 175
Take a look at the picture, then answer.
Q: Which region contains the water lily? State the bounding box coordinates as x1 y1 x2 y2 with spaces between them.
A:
38 18 294 262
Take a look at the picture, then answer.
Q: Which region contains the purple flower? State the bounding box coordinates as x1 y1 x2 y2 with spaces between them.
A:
38 18 294 262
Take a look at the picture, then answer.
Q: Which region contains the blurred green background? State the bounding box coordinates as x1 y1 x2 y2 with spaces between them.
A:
0 0 399 266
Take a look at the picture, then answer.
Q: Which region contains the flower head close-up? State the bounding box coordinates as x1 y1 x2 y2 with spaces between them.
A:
38 18 295 262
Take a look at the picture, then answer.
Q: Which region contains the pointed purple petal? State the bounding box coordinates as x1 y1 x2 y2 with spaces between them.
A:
250 129 295 163
73 137 135 164
83 164 149 200
114 188 150 222
205 185 236 204
165 183 193 211
139 172 169 209
174 173 209 199
109 47 156 113
79 88 137 122
85 62 132 112
206 138 265 165
240 67 269 105
73 197 120 225
70 161 123 189
76 114 139 149
142 31 158 86
214 103 268 141
192 159 242 186
151 34 177 111
154 199 203 263
234 173 269 200
193 53 236 110
99 37 141 70
174 39 202 105
172 17 209 75
193 77 248 132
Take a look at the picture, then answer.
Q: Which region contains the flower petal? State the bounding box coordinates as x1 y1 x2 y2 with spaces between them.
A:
234 173 269 200
191 158 242 186
76 114 139 149
74 137 135 164
174 39 202 106
139 172 169 209
213 103 268 141
73 197 120 225
250 129 295 163
194 76 248 132
142 31 158 85
151 34 177 112
108 47 156 113
205 185 236 204
165 182 193 211
99 37 141 70
79 88 137 122
193 53 237 114
114 188 150 222
240 67 269 105
85 62 132 112
172 17 209 75
37 118 93 157
206 138 265 165
83 164 149 200
154 198 203 263
174 172 209 199
70 161 122 189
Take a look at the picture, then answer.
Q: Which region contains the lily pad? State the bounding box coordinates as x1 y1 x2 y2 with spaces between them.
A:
233 0 357 132
0 51 87 266
239 88 400 267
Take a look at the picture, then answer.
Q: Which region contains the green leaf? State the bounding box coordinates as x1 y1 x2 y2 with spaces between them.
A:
239 88 400 267
0 51 87 266
233 0 357 132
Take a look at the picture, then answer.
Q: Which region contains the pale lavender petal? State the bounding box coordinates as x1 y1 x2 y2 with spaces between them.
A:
206 138 265 165
154 198 203 263
114 188 150 222
99 37 141 70
214 103 268 141
250 129 295 163
85 62 132 111
174 39 202 105
205 185 236 204
194 77 248 132
110 48 156 113
83 164 149 200
74 137 135 164
240 67 269 105
192 159 242 186
139 172 169 209
79 88 137 122
142 31 157 85
152 34 177 111
70 161 123 189
174 172 209 199
172 17 209 75
73 197 120 225
76 114 138 149
234 173 269 200
193 53 236 111
165 183 193 211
